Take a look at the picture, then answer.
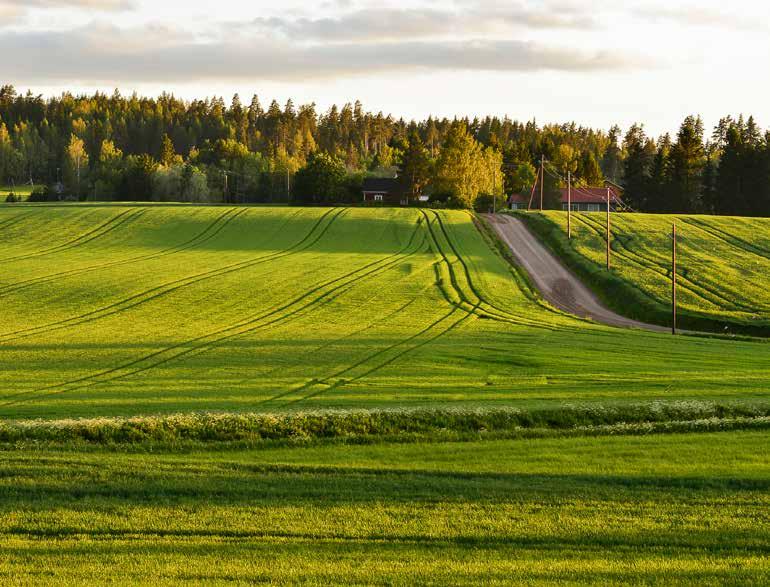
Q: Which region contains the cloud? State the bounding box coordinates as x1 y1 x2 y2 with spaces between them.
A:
633 5 764 31
0 0 132 8
0 24 652 84
0 0 133 23
244 5 599 43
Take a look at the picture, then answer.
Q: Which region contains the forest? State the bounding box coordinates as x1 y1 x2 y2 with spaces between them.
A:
0 85 768 214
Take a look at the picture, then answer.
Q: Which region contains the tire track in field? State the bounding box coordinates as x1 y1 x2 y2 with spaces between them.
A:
0 212 431 408
681 217 770 259
575 213 755 312
0 211 36 234
269 211 575 408
0 208 340 343
270 307 475 407
0 208 145 264
677 218 770 311
0 207 245 298
259 293 426 381
423 210 556 331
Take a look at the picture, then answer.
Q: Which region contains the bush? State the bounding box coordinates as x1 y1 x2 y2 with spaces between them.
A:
474 194 507 213
5 192 18 203
27 186 59 202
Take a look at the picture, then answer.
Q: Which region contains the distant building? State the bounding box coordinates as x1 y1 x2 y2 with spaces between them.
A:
509 186 623 212
362 177 403 204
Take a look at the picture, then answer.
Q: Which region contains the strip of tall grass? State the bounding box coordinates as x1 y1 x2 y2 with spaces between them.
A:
3 401 770 446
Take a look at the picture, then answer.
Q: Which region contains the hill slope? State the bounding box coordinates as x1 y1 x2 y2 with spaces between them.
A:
517 210 770 335
1 204 770 419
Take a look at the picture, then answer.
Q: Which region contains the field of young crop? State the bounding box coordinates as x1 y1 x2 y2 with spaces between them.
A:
519 210 770 335
2 430 768 584
2 203 770 420
2 203 769 584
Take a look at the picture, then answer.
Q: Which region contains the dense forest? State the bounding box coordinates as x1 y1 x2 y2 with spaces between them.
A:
0 85 768 215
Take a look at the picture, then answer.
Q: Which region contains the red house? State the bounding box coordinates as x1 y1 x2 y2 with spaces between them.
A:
509 186 623 212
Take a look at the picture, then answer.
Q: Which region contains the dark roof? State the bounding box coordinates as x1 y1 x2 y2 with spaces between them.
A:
363 177 400 193
510 186 622 205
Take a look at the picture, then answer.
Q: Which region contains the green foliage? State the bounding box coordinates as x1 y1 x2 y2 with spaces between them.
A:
398 130 431 196
504 160 537 196
434 122 499 208
293 151 346 203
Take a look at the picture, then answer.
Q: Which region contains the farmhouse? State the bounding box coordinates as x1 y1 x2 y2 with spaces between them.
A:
362 177 403 204
509 186 623 212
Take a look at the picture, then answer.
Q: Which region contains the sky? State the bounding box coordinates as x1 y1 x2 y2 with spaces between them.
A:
1 0 769 136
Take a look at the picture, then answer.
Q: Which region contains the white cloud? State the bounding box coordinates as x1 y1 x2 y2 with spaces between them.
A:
0 23 652 83
0 0 132 8
633 5 766 30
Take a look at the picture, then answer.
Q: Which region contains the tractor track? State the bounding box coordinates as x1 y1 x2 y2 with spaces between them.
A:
681 217 770 259
0 208 340 343
0 207 247 297
0 211 432 408
0 208 146 265
576 213 756 312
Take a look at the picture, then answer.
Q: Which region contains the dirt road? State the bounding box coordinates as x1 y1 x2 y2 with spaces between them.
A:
484 214 668 332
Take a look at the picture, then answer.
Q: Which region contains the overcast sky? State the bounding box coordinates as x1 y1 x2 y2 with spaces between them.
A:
1 0 769 136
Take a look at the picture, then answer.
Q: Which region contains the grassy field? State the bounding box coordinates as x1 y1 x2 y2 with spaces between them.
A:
517 210 770 335
1 431 768 584
2 203 770 583
2 204 770 420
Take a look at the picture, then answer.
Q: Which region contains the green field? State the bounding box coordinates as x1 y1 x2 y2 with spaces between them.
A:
2 204 770 583
518 210 770 335
2 204 770 419
2 431 769 584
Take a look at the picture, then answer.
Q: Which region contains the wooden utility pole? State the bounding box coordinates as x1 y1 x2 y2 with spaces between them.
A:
567 171 572 239
606 186 611 270
539 155 545 211
672 222 677 335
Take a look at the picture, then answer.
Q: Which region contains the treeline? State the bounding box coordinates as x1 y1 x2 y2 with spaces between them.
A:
622 116 770 216
0 85 768 214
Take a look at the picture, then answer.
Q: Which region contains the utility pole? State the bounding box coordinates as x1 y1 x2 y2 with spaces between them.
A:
567 171 572 239
492 162 497 214
672 222 677 335
539 155 545 211
286 168 291 203
606 186 611 270
223 171 228 203
76 153 81 198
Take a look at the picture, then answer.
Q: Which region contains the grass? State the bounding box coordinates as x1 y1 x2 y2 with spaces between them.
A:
2 204 770 420
3 203 770 583
515 210 770 335
1 430 768 584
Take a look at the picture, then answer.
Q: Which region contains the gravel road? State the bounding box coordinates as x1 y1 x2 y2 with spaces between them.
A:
484 214 669 332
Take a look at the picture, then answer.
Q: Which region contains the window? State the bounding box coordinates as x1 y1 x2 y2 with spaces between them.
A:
374 194 383 202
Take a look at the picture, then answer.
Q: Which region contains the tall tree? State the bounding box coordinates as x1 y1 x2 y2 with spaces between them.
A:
666 116 705 212
622 124 654 210
398 131 431 199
